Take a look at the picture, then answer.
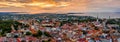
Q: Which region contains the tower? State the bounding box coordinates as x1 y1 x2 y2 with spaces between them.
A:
96 14 99 23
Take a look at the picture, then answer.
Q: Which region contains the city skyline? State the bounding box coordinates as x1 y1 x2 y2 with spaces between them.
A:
0 0 120 42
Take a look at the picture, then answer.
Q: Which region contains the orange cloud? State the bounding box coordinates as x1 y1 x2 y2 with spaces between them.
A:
0 0 89 13
0 0 71 8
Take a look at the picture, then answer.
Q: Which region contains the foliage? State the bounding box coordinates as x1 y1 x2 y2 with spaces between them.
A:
0 20 13 36
32 30 42 38
44 32 52 37
26 32 32 36
37 30 42 37
0 20 29 36
107 19 120 26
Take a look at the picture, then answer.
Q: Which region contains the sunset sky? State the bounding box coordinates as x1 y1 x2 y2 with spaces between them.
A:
0 0 120 13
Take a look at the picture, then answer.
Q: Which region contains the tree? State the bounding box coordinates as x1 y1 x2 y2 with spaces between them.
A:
0 20 13 36
37 30 42 37
26 32 32 36
44 32 52 37
32 30 42 38
0 20 29 36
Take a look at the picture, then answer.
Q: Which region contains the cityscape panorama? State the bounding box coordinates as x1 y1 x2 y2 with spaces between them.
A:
0 0 120 42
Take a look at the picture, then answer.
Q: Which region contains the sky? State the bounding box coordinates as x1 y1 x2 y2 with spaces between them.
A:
0 0 120 13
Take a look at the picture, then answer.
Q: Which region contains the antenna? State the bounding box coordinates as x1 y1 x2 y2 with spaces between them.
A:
109 16 110 19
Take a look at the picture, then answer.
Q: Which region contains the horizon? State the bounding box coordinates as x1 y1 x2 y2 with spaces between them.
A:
0 12 120 19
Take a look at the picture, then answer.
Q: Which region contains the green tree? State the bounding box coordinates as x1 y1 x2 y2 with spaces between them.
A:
26 32 32 36
44 32 52 37
37 30 42 37
32 30 42 38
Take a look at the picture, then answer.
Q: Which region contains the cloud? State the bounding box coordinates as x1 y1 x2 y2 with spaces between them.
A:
87 0 120 12
0 0 120 13
0 0 71 8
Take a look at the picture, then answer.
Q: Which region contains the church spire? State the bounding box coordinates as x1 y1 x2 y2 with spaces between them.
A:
96 14 99 23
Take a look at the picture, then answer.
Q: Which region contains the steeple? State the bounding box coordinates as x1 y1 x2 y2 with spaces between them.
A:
96 14 99 23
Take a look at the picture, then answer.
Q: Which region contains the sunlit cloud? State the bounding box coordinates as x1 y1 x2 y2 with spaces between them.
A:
0 0 120 13
0 0 71 8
